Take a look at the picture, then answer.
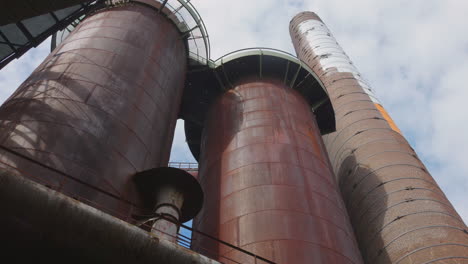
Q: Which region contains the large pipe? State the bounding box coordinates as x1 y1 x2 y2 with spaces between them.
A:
193 78 363 263
290 12 468 264
0 2 187 220
0 169 220 264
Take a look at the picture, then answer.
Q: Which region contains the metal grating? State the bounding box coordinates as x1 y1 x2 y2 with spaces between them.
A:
0 1 105 70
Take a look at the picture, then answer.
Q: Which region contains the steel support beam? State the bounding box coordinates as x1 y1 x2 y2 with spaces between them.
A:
1 0 90 26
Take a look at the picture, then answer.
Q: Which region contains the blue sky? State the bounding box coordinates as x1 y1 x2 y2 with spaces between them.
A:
0 0 466 226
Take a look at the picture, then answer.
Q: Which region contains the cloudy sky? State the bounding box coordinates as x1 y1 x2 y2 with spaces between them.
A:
0 0 467 222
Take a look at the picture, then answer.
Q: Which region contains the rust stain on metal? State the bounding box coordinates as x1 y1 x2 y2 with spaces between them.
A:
0 4 187 220
192 78 363 263
290 11 468 264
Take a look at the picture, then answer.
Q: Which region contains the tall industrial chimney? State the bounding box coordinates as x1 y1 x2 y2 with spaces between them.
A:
290 11 468 264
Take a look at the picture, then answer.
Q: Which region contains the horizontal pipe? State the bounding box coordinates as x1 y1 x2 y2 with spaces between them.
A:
0 169 220 264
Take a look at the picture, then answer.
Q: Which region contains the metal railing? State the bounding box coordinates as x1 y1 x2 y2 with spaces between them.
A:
168 161 198 171
136 214 275 264
51 0 211 66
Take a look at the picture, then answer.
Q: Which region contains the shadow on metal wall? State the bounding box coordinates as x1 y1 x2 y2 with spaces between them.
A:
0 81 115 261
0 58 146 221
338 154 391 263
191 89 245 263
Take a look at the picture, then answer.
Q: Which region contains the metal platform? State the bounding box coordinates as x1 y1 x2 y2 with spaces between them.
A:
181 48 336 160
51 0 210 66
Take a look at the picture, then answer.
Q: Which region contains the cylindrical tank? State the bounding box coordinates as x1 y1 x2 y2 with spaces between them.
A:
290 12 468 264
193 78 363 264
0 3 187 219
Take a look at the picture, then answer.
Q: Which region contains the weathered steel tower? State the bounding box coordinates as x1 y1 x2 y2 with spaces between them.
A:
185 49 362 263
290 11 468 264
0 0 193 221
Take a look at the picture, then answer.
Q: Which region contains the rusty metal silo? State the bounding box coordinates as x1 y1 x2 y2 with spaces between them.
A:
188 49 363 264
0 0 197 220
290 12 468 264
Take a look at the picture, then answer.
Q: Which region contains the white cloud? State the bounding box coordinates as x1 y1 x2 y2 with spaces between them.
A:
1 0 466 223
0 38 51 99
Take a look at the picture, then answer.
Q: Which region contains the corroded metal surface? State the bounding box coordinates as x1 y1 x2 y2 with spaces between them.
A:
192 78 363 263
151 184 184 242
0 4 187 220
290 12 468 264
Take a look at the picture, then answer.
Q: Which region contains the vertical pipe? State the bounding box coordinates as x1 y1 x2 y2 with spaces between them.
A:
193 78 363 263
151 185 184 242
290 12 468 263
0 3 187 219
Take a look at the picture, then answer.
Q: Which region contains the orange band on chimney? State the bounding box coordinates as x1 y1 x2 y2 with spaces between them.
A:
375 103 402 135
